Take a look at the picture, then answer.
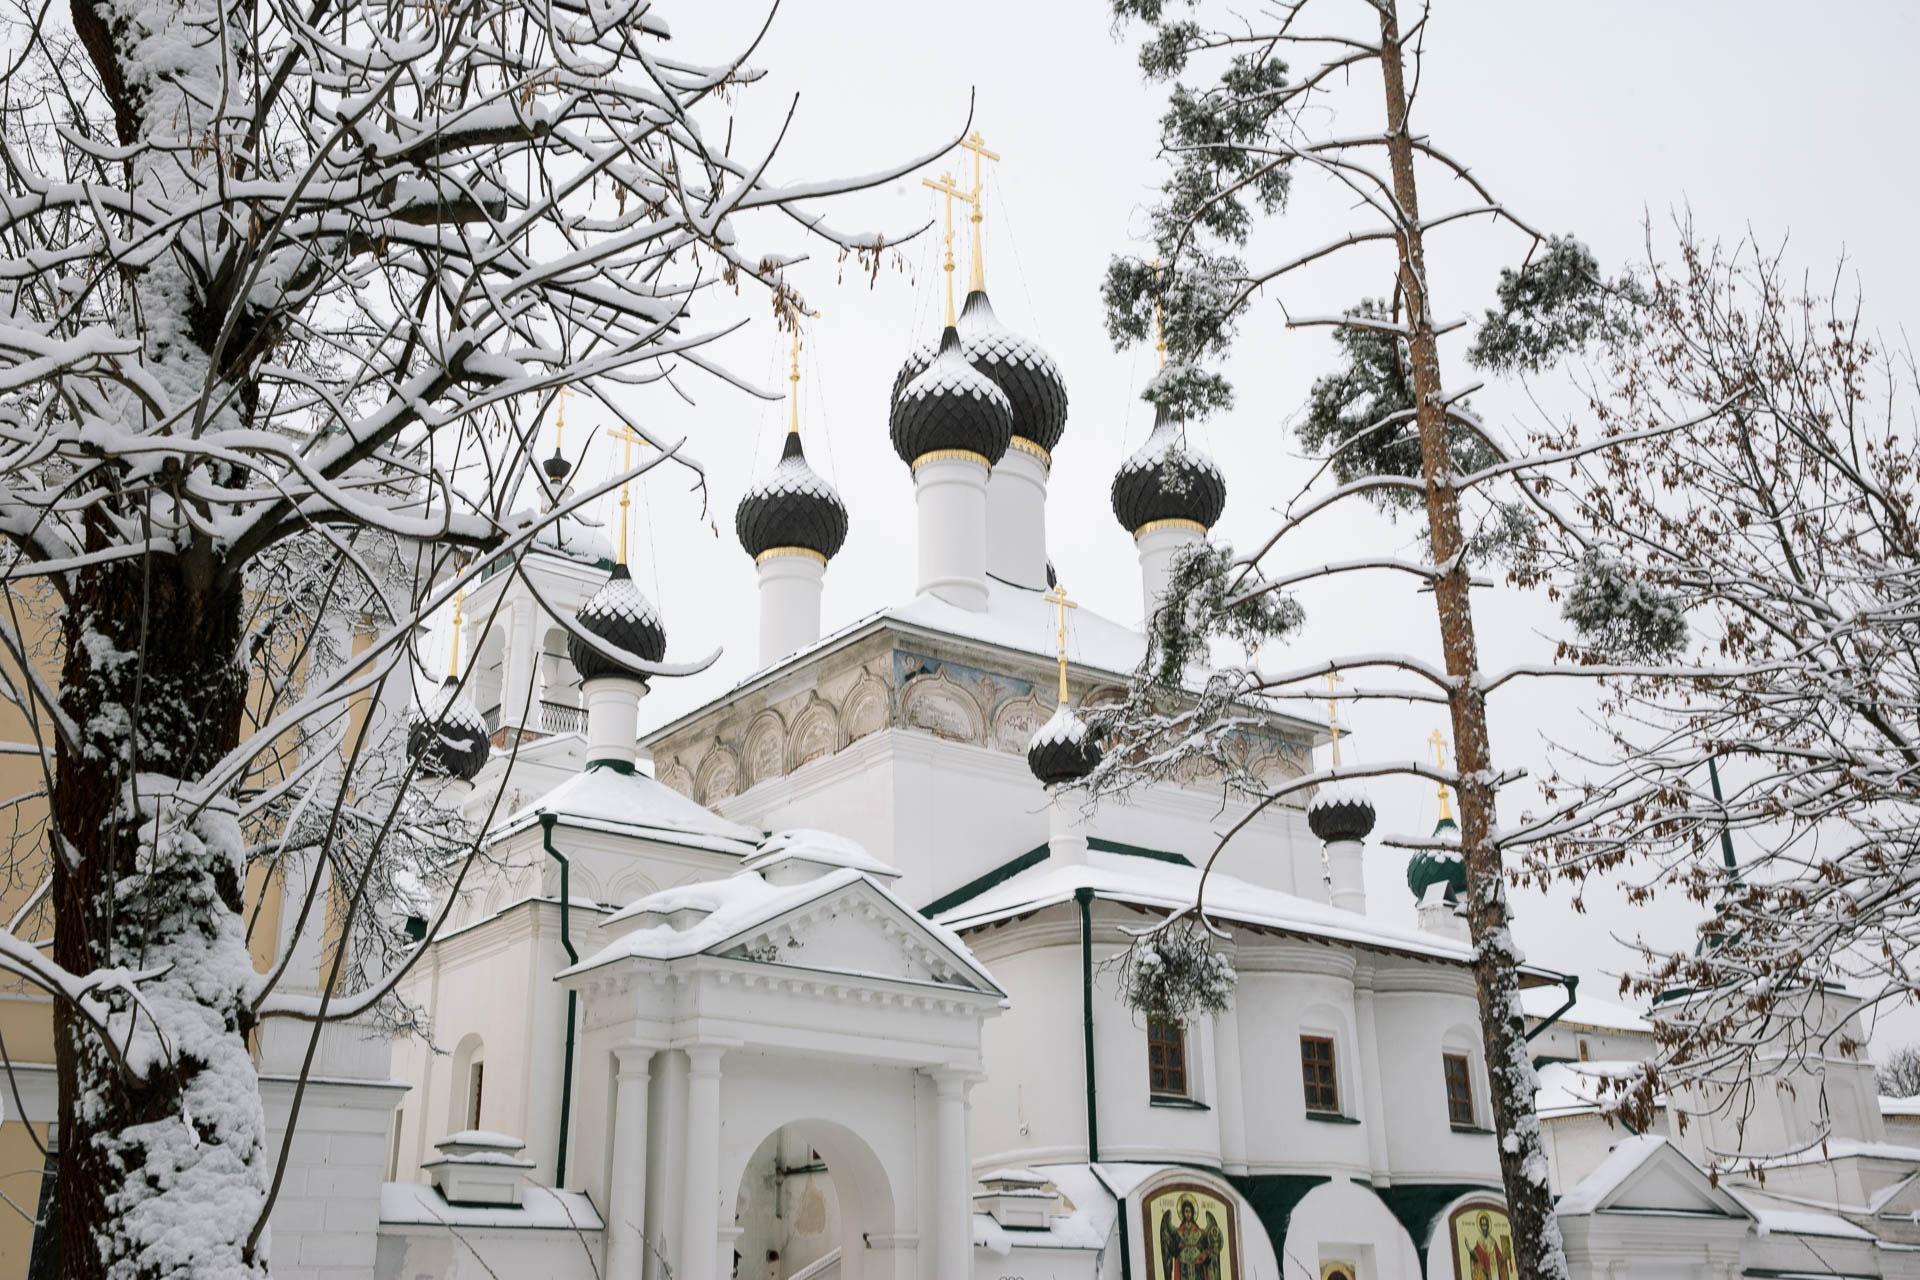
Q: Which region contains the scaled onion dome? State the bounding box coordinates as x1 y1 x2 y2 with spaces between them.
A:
1027 703 1102 786
891 292 1069 456
1110 402 1228 536
542 449 572 485
735 432 849 562
568 564 666 683
1307 785 1377 845
1407 847 1467 903
889 326 1014 468
406 678 491 782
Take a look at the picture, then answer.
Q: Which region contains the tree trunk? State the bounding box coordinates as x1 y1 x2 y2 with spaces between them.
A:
50 539 266 1278
1373 7 1569 1277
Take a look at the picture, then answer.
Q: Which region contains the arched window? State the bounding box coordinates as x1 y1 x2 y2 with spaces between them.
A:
449 1033 486 1133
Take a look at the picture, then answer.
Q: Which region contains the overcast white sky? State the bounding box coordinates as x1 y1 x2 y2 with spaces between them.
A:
498 2 1920 1046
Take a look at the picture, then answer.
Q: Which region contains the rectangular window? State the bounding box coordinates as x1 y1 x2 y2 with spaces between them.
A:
1148 1019 1189 1098
1443 1053 1475 1127
467 1062 485 1130
1301 1035 1340 1114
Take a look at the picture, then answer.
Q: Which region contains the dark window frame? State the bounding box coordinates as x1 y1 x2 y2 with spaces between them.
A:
1443 1052 1476 1127
1148 1018 1190 1099
1300 1034 1341 1115
467 1060 486 1129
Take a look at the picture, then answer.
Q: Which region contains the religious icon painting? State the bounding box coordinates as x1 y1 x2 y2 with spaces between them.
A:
1447 1202 1516 1280
1142 1180 1240 1280
1320 1260 1358 1280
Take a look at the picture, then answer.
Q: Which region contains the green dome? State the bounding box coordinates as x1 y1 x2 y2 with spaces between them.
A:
1407 821 1466 901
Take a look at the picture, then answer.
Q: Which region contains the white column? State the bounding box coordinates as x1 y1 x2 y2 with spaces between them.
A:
913 454 991 611
930 1069 972 1279
643 1051 686 1280
680 1046 725 1280
1135 521 1204 621
1326 838 1367 914
582 676 646 768
1354 985 1392 1184
1213 1003 1249 1176
754 550 826 667
986 443 1049 591
1047 790 1089 865
500 595 539 732
606 1047 654 1280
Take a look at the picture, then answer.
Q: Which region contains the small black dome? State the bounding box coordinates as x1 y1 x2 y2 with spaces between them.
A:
1027 704 1102 786
543 450 572 483
1110 402 1227 535
735 433 849 562
569 563 666 683
890 327 1013 468
1307 789 1377 844
957 290 1068 454
407 677 491 781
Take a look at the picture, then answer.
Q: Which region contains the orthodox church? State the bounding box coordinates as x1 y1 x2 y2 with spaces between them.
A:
317 147 1920 1280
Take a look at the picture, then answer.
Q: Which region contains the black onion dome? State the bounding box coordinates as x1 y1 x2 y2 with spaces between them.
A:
891 337 937 406
889 326 1013 468
1307 787 1377 844
568 563 666 683
407 677 491 781
957 290 1068 453
1110 402 1227 535
1027 704 1102 786
735 433 849 561
542 449 572 483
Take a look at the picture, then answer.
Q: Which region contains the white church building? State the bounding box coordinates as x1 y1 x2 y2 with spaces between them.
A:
261 184 1920 1280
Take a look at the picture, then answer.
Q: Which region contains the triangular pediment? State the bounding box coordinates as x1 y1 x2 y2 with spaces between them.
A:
710 877 1000 996
1559 1137 1751 1219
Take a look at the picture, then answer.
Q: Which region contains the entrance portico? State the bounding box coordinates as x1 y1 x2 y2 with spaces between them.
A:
558 847 1004 1280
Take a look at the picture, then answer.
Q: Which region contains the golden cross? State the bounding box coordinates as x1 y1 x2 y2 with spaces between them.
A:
447 586 466 678
1152 257 1168 370
608 422 648 567
1428 728 1455 822
920 172 972 327
787 310 803 436
959 131 998 293
1043 582 1078 703
1323 670 1346 767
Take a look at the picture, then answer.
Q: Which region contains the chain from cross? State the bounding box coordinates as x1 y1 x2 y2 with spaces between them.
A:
1043 582 1078 704
1428 728 1455 821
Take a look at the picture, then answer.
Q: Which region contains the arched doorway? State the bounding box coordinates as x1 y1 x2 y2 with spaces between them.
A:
730 1119 894 1280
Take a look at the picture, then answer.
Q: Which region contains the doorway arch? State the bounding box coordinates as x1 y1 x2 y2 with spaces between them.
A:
729 1118 896 1280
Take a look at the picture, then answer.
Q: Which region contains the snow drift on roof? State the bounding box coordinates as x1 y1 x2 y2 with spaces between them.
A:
1520 986 1653 1034
496 764 761 854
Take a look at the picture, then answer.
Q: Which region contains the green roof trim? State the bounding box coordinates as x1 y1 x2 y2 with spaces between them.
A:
1377 1182 1502 1270
918 840 1195 920
1226 1174 1329 1268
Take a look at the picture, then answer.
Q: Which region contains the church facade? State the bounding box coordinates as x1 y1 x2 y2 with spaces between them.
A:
355 170 1920 1280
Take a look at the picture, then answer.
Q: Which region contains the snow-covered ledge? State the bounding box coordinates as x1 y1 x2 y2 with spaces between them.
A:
422 1131 536 1207
1416 881 1470 943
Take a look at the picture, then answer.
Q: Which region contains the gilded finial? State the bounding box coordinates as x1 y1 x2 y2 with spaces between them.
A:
1428 728 1455 822
1323 670 1346 767
1044 582 1078 704
553 387 567 451
447 587 466 679
1152 257 1168 370
959 131 999 294
921 172 972 327
608 423 647 567
788 310 803 436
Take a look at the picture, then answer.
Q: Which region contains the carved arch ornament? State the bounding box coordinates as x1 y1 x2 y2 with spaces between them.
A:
900 670 985 744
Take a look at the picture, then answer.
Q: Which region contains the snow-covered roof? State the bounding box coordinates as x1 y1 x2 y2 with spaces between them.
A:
742 828 901 879
1533 1060 1646 1119
935 848 1560 979
1882 1095 1920 1117
493 763 761 855
1521 986 1654 1035
1555 1135 1749 1219
380 1181 604 1231
642 576 1324 746
971 1163 1115 1255
1731 1189 1875 1240
563 863 1000 993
